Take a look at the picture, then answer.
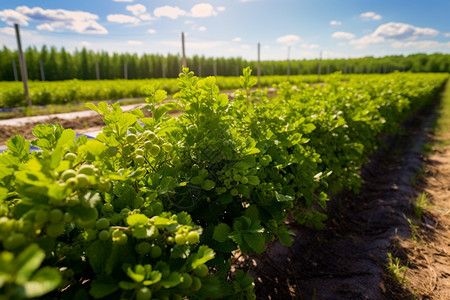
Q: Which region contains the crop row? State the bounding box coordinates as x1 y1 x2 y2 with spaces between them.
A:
0 74 335 108
0 69 447 299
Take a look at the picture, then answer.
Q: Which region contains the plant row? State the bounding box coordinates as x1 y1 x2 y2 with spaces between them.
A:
0 69 447 299
0 74 330 108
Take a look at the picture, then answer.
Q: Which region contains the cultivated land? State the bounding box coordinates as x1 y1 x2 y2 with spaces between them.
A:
0 71 449 299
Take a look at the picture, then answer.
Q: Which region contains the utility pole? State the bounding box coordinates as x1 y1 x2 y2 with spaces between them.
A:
257 43 261 88
11 59 18 81
14 23 31 107
39 60 45 81
181 32 187 68
95 61 100 80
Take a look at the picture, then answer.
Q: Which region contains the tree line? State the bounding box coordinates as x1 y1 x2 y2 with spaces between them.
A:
1 45 449 81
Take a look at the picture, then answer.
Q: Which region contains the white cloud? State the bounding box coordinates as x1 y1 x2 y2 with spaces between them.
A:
332 31 355 39
113 0 133 2
350 22 439 49
263 44 270 49
276 34 301 45
107 14 140 24
360 11 382 20
37 23 54 31
217 6 226 12
242 44 251 49
126 4 146 16
0 27 15 35
191 3 215 17
0 9 30 26
392 40 450 49
81 41 91 47
128 40 143 45
445 33 450 37
126 4 153 21
301 43 319 49
147 29 156 34
330 20 341 26
153 6 186 19
233 37 242 42
0 6 107 34
198 26 206 32
184 20 194 24
139 14 152 21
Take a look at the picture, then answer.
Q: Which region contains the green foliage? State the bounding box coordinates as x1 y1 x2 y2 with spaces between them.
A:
0 68 447 299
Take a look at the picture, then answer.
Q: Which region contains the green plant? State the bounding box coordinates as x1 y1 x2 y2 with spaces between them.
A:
407 218 420 241
413 192 430 220
386 253 409 285
0 70 447 299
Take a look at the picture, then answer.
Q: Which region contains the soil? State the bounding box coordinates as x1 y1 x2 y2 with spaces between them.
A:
1 93 449 299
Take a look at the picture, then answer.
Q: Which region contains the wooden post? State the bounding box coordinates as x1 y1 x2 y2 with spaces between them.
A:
213 60 217 76
287 46 291 80
162 63 166 79
318 51 322 80
124 62 128 79
14 23 31 107
257 43 261 88
12 59 18 81
95 61 100 80
39 60 45 81
181 32 187 68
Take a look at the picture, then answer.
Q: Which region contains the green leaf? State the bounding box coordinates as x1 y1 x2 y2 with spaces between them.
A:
176 212 193 225
152 216 172 226
278 230 293 247
160 272 182 288
89 275 119 299
201 179 215 191
85 103 100 114
154 90 167 103
19 266 61 298
6 135 29 161
170 244 191 259
69 206 98 223
126 266 145 283
78 140 106 157
247 176 260 186
0 187 8 203
159 177 177 194
275 191 294 202
154 105 170 121
127 214 149 226
86 240 110 274
243 233 265 253
190 246 215 269
15 244 46 285
118 281 136 290
213 223 231 243
142 271 162 286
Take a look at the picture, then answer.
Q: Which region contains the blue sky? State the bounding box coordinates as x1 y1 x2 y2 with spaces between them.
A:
0 0 449 60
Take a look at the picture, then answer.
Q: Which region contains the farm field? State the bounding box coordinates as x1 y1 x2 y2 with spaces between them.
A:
0 69 449 299
0 74 325 108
